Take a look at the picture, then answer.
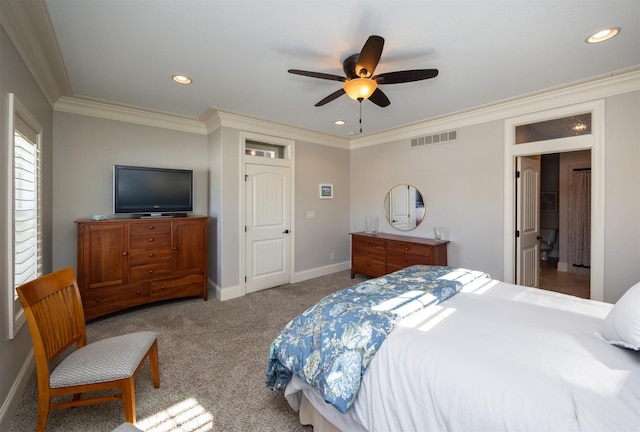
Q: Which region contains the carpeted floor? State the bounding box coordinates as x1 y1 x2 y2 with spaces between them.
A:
9 270 368 432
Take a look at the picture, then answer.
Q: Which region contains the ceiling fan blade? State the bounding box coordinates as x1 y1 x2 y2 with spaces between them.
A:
355 35 384 78
288 69 346 82
315 88 346 106
375 69 439 84
368 88 390 107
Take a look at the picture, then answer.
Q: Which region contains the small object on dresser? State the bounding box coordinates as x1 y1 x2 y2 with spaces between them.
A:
90 214 109 221
433 227 444 241
365 216 379 234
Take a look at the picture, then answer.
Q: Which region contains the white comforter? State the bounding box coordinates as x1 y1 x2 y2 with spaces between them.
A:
286 280 640 431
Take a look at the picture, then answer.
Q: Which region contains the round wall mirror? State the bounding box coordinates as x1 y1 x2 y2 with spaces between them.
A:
384 184 425 231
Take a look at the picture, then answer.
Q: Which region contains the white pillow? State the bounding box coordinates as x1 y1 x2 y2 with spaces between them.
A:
601 281 640 350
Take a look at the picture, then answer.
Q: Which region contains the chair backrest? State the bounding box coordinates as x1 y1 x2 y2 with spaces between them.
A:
16 267 87 363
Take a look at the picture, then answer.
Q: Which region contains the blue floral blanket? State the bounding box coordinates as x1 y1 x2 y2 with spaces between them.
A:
265 265 490 413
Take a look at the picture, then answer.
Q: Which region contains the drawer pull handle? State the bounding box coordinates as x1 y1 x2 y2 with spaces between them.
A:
172 246 178 250
148 226 154 230
149 270 154 274
404 247 409 251
136 290 142 295
148 253 154 257
122 252 128 256
95 297 101 303
148 238 154 242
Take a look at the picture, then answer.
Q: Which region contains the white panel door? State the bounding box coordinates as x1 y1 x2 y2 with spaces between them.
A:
245 164 291 293
516 156 540 287
390 185 410 230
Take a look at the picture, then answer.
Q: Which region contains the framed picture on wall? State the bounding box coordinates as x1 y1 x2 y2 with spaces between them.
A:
319 184 333 199
540 192 557 212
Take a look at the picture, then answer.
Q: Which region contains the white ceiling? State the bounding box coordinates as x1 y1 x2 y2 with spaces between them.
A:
43 0 639 138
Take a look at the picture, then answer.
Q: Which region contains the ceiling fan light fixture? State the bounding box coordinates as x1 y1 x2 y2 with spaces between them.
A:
586 27 620 43
343 78 377 101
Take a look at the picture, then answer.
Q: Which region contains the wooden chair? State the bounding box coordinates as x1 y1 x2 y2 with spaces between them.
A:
16 267 160 431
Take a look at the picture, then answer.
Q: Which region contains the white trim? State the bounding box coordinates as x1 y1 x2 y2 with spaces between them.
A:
54 96 207 134
293 261 351 284
504 100 605 301
50 69 638 152
0 0 72 108
3 93 15 340
239 131 296 298
0 349 34 431
6 94 43 339
203 109 349 148
352 67 639 149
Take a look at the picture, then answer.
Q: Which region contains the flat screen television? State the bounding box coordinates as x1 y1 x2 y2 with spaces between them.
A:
113 165 193 215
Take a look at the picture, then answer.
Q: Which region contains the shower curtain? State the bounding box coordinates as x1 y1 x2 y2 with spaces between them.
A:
570 170 591 267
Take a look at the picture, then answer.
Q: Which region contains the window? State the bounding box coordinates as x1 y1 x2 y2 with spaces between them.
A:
515 113 592 144
245 139 287 159
5 94 42 339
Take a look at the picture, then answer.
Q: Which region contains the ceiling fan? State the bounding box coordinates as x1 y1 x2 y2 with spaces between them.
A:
288 35 439 108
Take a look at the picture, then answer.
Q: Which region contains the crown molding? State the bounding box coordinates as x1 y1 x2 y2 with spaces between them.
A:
0 0 72 108
350 66 640 149
54 96 207 134
50 68 640 147
200 108 350 149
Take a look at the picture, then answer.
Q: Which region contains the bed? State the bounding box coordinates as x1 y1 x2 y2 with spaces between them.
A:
266 265 640 431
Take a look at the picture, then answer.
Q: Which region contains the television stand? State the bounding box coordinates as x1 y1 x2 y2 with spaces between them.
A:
75 216 208 320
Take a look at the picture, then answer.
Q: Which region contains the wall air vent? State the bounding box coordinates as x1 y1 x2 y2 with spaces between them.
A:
411 130 458 148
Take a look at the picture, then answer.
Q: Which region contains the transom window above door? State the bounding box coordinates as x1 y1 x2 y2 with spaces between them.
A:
245 140 286 159
515 113 592 144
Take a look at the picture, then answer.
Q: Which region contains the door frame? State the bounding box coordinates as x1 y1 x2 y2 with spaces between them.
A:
503 100 604 300
239 131 295 296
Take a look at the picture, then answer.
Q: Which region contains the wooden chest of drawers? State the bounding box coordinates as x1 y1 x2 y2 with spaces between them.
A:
76 216 208 321
350 231 449 278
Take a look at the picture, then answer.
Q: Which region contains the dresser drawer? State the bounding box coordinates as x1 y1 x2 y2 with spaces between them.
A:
352 256 386 277
387 241 432 258
129 248 171 265
353 235 386 249
130 232 171 249
352 236 386 259
151 274 204 301
386 251 430 273
130 221 171 235
82 283 150 320
129 262 172 281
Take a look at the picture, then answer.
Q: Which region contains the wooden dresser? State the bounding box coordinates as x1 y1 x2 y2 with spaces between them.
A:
350 231 449 278
76 216 208 320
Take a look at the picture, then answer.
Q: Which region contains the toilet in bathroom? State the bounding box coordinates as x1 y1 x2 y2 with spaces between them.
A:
539 228 558 261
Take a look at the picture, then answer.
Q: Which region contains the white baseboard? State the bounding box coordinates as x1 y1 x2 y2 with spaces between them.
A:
213 261 352 301
558 261 569 272
0 350 34 431
293 261 351 283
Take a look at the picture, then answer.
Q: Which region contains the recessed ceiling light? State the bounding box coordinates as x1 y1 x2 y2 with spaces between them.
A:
334 120 346 126
586 27 620 44
172 75 192 84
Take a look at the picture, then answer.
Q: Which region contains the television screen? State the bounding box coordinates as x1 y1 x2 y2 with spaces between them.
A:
113 165 193 214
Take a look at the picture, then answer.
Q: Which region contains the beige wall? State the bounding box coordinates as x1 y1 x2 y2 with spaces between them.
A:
51 112 210 272
603 91 640 302
351 120 505 278
294 141 351 272
0 26 53 430
350 91 640 303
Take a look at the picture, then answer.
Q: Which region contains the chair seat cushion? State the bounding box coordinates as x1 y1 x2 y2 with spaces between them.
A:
50 331 158 388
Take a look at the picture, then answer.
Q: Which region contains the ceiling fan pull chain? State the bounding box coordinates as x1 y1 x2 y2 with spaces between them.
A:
359 99 363 133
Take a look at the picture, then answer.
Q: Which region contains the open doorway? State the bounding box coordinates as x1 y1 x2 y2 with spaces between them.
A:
538 152 591 298
505 99 604 301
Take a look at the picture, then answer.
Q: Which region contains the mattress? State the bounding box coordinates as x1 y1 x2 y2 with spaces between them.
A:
283 278 640 431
